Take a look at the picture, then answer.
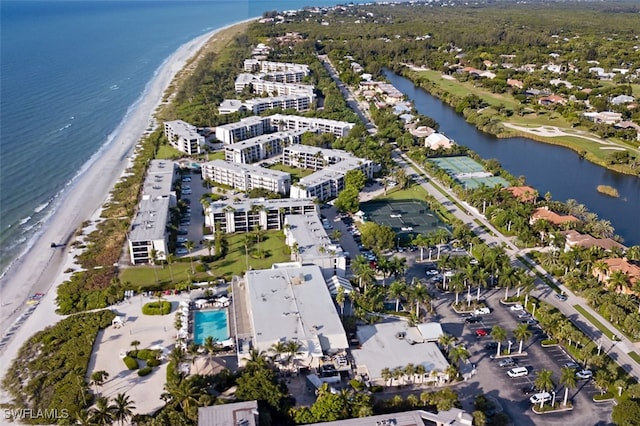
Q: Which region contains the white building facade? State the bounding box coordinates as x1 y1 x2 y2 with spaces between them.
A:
201 160 291 195
164 120 204 155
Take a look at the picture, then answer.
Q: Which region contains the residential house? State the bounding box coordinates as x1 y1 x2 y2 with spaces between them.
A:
505 186 537 203
593 258 640 295
563 230 626 252
530 207 579 226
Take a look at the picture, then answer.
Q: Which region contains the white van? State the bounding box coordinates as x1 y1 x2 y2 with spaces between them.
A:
507 367 529 378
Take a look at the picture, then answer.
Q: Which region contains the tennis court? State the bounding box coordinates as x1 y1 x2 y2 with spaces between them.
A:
429 156 509 189
360 200 447 241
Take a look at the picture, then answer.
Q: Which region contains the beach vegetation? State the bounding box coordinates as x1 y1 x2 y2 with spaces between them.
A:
142 301 172 315
1 310 115 422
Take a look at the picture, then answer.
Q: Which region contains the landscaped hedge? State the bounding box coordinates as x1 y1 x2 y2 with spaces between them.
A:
147 358 161 367
123 356 139 370
138 367 153 377
137 349 159 360
142 301 171 315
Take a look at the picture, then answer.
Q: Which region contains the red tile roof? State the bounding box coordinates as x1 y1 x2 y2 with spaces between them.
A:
531 207 579 225
505 186 537 202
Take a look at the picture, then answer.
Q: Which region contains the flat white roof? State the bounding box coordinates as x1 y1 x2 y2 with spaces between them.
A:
285 213 343 259
298 158 367 187
207 197 316 214
245 264 348 353
226 130 306 151
165 120 200 139
352 320 449 379
129 196 170 242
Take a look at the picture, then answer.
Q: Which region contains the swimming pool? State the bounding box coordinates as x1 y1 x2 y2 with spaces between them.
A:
193 309 229 345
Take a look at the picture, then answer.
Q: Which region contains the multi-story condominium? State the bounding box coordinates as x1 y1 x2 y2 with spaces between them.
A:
270 114 355 138
284 213 347 278
243 59 310 75
215 116 272 144
201 160 291 195
216 114 354 144
284 145 373 201
163 120 204 155
236 78 315 98
224 130 305 164
128 160 177 264
219 95 314 115
204 197 317 233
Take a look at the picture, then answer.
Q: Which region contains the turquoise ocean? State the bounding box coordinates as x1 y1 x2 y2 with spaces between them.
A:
0 0 360 275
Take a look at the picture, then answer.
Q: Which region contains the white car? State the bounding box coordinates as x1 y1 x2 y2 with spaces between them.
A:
510 304 524 311
576 369 593 380
507 367 529 378
474 307 491 315
529 392 552 404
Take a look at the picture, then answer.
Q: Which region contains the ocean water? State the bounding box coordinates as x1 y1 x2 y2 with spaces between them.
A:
0 0 360 275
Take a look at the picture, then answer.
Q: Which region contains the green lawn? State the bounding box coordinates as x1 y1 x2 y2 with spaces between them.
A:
573 304 616 340
268 163 314 182
119 230 290 287
629 351 640 364
207 150 225 161
156 144 184 160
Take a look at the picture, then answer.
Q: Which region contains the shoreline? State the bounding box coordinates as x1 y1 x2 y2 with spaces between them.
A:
0 18 256 373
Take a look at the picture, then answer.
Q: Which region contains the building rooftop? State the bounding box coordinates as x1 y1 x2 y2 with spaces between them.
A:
142 160 175 199
563 230 626 252
531 207 579 225
285 144 355 160
129 196 171 242
315 408 473 426
505 186 537 202
208 197 316 214
164 120 200 140
198 400 258 426
352 320 449 380
298 158 367 187
285 213 343 259
226 130 307 152
204 159 290 181
245 263 348 355
216 115 268 133
235 73 257 85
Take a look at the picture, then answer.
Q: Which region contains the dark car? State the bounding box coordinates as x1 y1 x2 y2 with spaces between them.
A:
556 293 568 301
522 384 537 395
485 342 499 351
465 317 482 324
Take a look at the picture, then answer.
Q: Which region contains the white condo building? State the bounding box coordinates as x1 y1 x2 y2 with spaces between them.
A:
240 263 348 366
243 59 310 76
164 120 204 155
128 160 177 264
284 213 348 278
235 73 314 97
219 94 314 115
284 145 373 201
203 197 317 233
224 130 305 164
216 114 354 146
201 160 291 195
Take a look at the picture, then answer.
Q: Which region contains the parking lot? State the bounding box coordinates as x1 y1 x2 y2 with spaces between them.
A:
175 169 208 257
430 286 613 425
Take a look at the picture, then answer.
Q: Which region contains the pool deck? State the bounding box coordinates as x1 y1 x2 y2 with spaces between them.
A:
87 294 188 415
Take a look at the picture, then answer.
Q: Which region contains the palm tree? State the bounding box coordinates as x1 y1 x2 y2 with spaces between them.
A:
130 340 140 351
203 336 219 370
90 370 109 396
445 364 459 382
169 346 186 366
498 267 518 301
560 366 577 406
187 342 200 373
164 378 205 421
270 341 287 365
438 333 457 355
513 323 532 354
594 370 611 395
490 325 508 357
608 270 629 293
89 397 113 425
204 239 215 257
109 393 136 426
166 253 176 284
376 256 392 285
352 255 374 291
534 369 554 393
336 285 346 316
410 283 430 320
388 280 407 312
415 364 426 384
285 340 302 370
390 256 407 279
450 273 466 306
245 348 269 371
380 367 392 388
448 345 470 365
404 363 416 384
185 240 195 275
412 234 430 262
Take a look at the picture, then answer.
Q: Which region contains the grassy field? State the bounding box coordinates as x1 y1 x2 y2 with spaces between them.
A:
119 230 290 287
269 163 314 182
374 182 431 202
155 144 184 160
207 150 225 161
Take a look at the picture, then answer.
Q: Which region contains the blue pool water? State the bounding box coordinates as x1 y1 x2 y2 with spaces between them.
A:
193 309 229 345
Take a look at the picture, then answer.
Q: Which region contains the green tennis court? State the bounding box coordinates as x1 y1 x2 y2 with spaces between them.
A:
360 200 447 241
429 156 509 189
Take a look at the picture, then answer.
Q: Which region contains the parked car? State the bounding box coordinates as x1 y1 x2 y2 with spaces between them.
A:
517 312 531 319
563 362 580 370
507 367 529 378
474 307 491 315
556 293 568 301
498 358 516 367
175 248 188 255
529 392 552 404
510 304 524 311
485 342 498 351
522 319 539 326
465 317 481 324
475 328 489 337
177 228 188 235
522 384 538 395
177 237 188 244
576 369 593 380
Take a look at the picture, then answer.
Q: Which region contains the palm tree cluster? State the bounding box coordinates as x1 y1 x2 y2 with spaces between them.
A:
78 393 136 426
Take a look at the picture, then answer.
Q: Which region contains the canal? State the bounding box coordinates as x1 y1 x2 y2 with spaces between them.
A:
384 70 640 246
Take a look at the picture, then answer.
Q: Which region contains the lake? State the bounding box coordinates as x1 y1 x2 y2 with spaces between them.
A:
385 70 640 246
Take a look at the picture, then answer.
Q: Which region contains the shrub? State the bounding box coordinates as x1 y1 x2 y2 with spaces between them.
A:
142 301 171 315
128 350 138 359
370 385 383 393
146 358 161 367
123 356 138 370
350 379 365 392
138 367 153 377
137 349 157 360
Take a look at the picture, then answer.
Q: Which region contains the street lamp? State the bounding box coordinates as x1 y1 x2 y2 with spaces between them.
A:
507 340 513 355
551 390 556 408
532 303 537 319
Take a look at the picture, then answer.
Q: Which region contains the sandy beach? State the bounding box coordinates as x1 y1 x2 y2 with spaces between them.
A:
0 20 254 402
